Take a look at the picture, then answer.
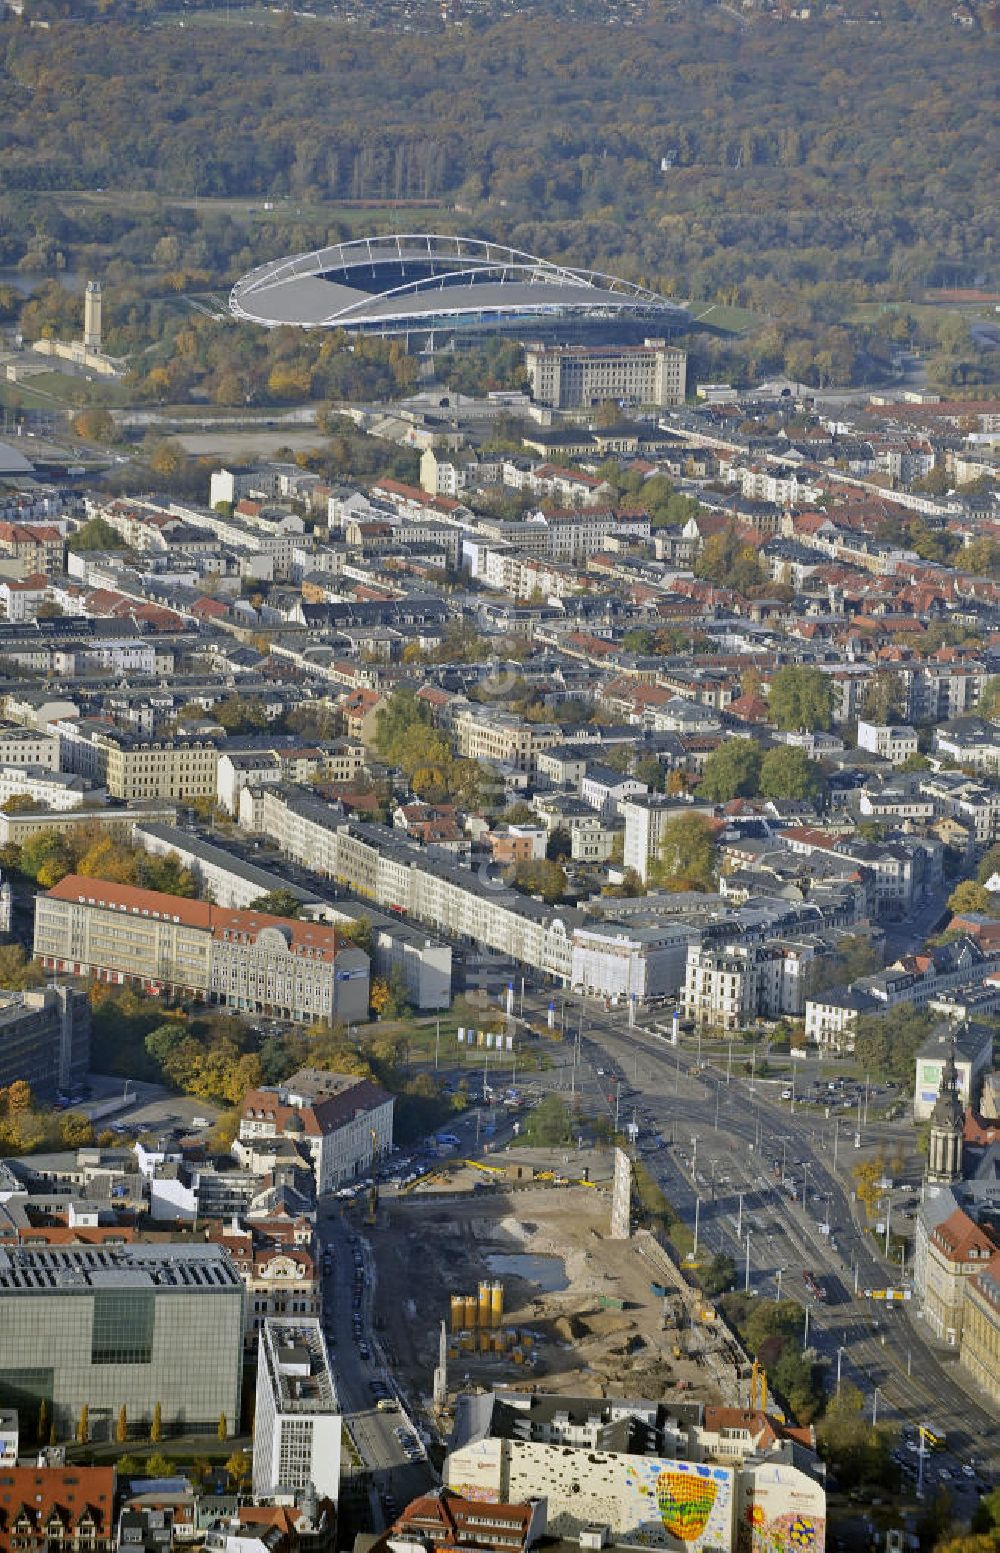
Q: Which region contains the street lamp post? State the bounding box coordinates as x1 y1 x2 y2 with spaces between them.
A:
833 1117 840 1173
714 1086 721 1131
694 1197 701 1257
872 1386 880 1427
802 1303 810 1350
435 1018 440 1070
744 1232 751 1293
737 1192 743 1241
802 1162 811 1212
775 1267 782 1302
836 1346 845 1395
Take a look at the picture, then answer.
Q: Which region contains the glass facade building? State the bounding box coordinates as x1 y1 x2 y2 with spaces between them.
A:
0 1245 244 1441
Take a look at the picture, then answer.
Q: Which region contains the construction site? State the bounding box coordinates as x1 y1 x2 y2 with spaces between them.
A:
366 1146 751 1416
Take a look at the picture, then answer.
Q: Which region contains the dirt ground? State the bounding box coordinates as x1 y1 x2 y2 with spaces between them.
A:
369 1147 739 1410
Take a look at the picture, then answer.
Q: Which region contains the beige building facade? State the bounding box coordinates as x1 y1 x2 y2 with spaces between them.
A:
525 340 687 410
33 875 370 1023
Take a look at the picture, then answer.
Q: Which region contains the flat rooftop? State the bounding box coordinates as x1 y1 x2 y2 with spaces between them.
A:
0 1243 243 1294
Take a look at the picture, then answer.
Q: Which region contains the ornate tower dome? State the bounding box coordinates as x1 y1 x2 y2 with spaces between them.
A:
927 1040 964 1185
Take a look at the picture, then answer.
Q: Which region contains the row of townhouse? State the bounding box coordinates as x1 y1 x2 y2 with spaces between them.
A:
246 785 577 984
680 937 825 1031
859 771 1000 847
242 785 693 1000
453 705 562 773
777 825 944 920
804 937 1000 1049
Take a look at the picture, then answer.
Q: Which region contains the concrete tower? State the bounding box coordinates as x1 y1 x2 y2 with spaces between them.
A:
927 1041 964 1185
83 281 102 352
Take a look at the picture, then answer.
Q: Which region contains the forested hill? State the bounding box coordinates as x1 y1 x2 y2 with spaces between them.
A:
0 7 995 302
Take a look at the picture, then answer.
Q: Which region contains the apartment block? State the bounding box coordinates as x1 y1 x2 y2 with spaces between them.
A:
253 1318 341 1503
0 722 59 769
454 708 560 773
525 340 687 410
856 720 919 763
237 1069 393 1194
57 721 219 802
681 939 819 1030
0 1244 243 1440
33 876 370 1024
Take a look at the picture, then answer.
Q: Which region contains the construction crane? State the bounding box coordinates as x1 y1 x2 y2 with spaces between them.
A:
749 1358 768 1412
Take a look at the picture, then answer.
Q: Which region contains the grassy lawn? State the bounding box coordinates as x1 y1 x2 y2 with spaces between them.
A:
373 1001 554 1077
687 300 768 334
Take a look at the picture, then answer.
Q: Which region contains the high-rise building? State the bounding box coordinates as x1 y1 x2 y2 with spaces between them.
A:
252 1318 341 1503
0 984 90 1100
0 1244 244 1440
83 281 102 352
524 340 687 411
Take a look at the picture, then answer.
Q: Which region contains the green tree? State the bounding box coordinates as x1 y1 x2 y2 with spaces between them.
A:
622 627 656 655
522 1094 573 1146
698 738 762 801
150 1401 163 1443
634 753 666 793
768 666 833 733
861 669 905 725
247 889 302 919
978 677 1000 719
977 843 1000 886
651 812 717 892
759 746 824 801
701 1252 736 1296
854 1005 934 1084
509 858 566 904
76 1404 89 1445
0 944 45 991
694 522 765 592
947 880 998 918
67 516 126 552
807 935 879 995
816 1383 895 1489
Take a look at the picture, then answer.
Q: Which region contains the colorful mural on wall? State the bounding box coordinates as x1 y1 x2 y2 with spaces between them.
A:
737 1463 826 1553
624 1458 734 1550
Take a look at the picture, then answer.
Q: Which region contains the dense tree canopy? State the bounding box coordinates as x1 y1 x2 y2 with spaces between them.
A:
0 7 994 400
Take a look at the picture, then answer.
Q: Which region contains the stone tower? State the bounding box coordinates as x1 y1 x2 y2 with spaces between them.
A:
927 1041 964 1185
83 281 102 352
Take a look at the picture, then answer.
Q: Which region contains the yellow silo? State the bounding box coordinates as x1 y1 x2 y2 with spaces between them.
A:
491 1281 504 1328
450 1295 465 1333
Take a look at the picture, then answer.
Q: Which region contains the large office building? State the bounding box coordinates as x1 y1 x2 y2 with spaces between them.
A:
0 985 90 1100
525 340 687 410
0 1244 244 1440
33 876 370 1024
253 1317 341 1503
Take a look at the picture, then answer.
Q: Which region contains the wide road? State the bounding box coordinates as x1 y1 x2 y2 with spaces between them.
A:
562 1002 996 1482
317 1201 435 1528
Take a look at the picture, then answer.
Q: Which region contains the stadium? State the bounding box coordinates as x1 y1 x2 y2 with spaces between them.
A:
229 233 687 339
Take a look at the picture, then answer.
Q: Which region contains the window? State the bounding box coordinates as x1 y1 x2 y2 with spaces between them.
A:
91 1289 155 1365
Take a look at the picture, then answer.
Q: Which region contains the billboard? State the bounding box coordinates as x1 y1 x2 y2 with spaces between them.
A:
737 1461 826 1553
